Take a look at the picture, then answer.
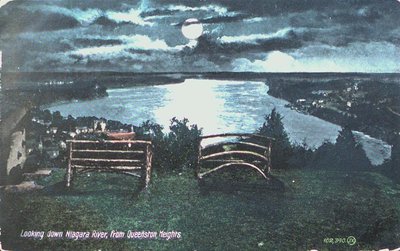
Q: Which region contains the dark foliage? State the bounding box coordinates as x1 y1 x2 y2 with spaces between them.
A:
167 117 202 170
257 108 293 169
390 136 400 181
381 135 400 183
135 118 202 172
309 126 371 170
287 142 313 169
135 120 169 171
307 140 335 169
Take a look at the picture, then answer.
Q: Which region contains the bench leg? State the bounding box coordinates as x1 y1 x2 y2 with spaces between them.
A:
144 145 153 189
66 162 72 187
66 142 73 187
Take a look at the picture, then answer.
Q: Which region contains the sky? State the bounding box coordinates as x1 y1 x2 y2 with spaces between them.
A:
0 0 399 72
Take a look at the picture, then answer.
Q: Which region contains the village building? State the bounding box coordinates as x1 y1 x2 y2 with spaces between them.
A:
46 126 58 135
75 126 89 134
93 119 107 132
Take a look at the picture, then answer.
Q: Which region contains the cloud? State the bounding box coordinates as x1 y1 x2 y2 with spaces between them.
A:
149 4 240 27
143 14 172 21
141 8 177 18
22 5 103 25
198 0 389 17
21 4 154 27
294 42 400 66
74 38 123 47
91 16 120 27
218 28 292 44
164 4 228 14
199 13 247 25
57 7 102 25
73 45 126 58
190 29 303 56
120 35 172 50
331 6 382 25
243 17 266 23
71 35 175 59
0 0 15 9
172 13 245 27
106 8 153 26
233 42 400 73
141 3 228 18
0 8 80 34
233 51 344 72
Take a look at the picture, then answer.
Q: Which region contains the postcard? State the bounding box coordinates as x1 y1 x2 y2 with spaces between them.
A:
0 0 399 250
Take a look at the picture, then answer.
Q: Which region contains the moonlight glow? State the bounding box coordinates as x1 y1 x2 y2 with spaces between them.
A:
181 18 203 40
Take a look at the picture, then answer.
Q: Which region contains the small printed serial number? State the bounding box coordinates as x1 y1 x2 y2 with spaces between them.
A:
323 236 357 246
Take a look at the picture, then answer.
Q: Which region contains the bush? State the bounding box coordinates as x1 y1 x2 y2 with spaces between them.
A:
391 148 400 182
134 120 169 172
135 118 202 172
308 127 371 170
288 142 313 169
381 135 400 183
167 117 202 171
307 140 335 169
257 108 293 169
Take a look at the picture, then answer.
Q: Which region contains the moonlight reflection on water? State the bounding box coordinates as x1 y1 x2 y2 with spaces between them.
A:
47 78 391 165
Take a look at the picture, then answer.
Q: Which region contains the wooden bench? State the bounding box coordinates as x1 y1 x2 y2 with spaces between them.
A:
66 139 153 189
196 133 274 181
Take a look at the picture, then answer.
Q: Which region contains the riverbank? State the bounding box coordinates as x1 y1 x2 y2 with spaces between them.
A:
265 74 400 144
2 72 186 91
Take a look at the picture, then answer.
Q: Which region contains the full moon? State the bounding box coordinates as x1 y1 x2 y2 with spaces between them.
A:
181 18 203 40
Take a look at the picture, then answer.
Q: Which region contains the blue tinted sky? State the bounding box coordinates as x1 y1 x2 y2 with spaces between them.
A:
0 0 399 72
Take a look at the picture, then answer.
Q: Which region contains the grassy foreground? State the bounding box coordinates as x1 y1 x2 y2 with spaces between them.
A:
1 168 400 250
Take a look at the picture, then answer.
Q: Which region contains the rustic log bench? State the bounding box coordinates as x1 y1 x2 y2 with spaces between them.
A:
196 133 274 181
66 139 152 189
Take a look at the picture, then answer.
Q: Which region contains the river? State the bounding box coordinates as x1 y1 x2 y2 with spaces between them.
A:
47 78 391 165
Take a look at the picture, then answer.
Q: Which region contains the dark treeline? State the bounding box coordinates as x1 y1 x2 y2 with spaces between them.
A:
253 108 373 171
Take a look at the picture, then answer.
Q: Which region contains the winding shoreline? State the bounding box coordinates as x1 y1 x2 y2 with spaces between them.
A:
45 78 392 165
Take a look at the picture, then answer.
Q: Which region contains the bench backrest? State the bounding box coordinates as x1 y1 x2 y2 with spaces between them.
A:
197 133 273 180
66 139 152 189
